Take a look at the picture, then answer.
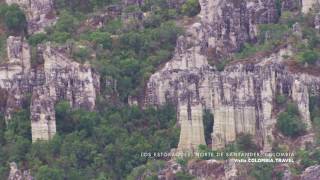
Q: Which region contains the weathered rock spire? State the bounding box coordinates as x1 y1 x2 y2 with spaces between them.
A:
145 0 318 152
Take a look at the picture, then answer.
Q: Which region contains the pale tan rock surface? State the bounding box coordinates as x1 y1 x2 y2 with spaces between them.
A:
30 44 100 142
302 0 320 13
6 0 57 34
0 37 100 142
145 0 320 152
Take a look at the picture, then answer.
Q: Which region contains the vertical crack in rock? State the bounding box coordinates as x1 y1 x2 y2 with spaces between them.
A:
145 0 320 152
30 44 100 142
1 37 100 142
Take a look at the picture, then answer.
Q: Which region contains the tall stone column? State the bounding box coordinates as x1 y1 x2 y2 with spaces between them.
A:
177 102 206 152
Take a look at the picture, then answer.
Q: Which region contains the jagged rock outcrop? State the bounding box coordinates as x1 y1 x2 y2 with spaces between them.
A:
315 13 320 30
0 36 30 120
282 0 302 11
145 0 279 151
158 159 236 180
30 44 100 142
199 0 278 60
302 0 320 13
2 0 98 143
145 0 320 152
177 102 205 151
0 37 100 142
5 0 57 34
300 165 320 180
7 162 33 180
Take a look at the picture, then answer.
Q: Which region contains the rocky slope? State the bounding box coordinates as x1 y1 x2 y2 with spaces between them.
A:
0 0 99 142
145 0 320 152
1 36 100 142
5 0 57 34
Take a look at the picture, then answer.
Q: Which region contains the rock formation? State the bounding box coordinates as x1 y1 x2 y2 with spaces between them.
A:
5 0 57 34
7 162 33 180
282 0 302 11
158 159 237 180
30 44 99 142
2 0 99 142
0 37 100 142
300 165 320 180
145 0 320 152
302 0 320 13
177 102 206 151
0 36 30 120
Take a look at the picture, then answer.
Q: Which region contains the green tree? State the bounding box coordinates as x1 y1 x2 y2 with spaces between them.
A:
36 165 63 180
89 31 112 49
276 103 306 137
250 163 274 180
0 4 27 34
28 33 48 46
236 133 258 152
181 0 201 17
54 11 79 33
298 50 319 65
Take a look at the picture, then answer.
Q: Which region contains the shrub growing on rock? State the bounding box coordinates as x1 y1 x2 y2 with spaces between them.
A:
298 50 319 65
181 0 201 17
276 103 306 137
0 4 27 34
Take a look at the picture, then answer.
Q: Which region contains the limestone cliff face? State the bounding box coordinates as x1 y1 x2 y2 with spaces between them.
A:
30 44 100 142
2 0 99 142
0 37 100 142
7 162 33 180
5 0 57 34
0 36 30 120
302 0 320 13
145 0 319 152
177 102 205 151
199 0 278 60
282 0 320 13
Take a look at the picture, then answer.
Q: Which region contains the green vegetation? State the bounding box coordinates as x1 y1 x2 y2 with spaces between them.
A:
0 35 6 60
93 21 182 101
197 133 259 161
0 101 179 179
0 4 27 34
276 102 306 137
175 171 195 180
276 94 287 105
250 163 275 180
236 134 259 152
309 95 320 144
297 49 319 65
181 0 201 17
235 24 289 59
28 33 48 47
127 160 165 180
0 2 188 178
54 0 120 13
233 11 320 67
203 110 214 144
24 1 184 102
